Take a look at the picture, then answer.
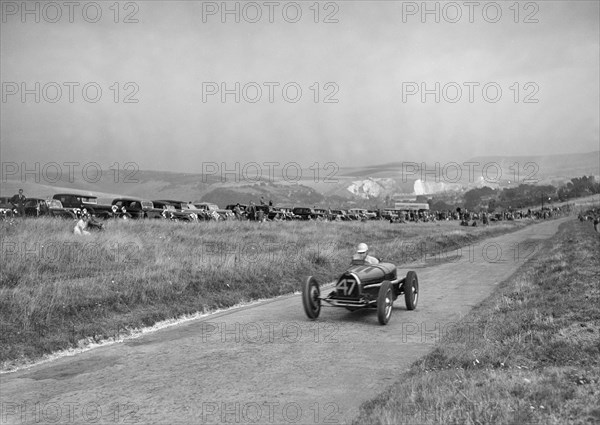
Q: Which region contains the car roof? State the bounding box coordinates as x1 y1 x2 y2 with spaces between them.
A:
54 193 98 198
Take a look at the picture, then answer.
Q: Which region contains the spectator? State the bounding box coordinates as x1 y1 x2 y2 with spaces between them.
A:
74 214 90 236
248 201 256 221
10 188 26 217
233 203 242 220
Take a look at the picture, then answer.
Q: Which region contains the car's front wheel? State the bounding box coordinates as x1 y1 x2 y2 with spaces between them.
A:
377 280 393 325
302 276 321 319
404 271 418 310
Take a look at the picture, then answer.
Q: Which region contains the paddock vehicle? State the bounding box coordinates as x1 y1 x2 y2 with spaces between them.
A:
302 260 419 325
268 207 295 221
24 198 76 219
348 208 376 220
226 204 247 212
193 202 219 212
292 207 318 220
152 200 197 221
189 202 221 220
314 208 328 220
0 197 17 218
330 209 350 221
216 209 235 220
52 194 113 219
111 198 163 219
382 209 399 221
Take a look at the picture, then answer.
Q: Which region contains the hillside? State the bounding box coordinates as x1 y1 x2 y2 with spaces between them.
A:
1 151 597 205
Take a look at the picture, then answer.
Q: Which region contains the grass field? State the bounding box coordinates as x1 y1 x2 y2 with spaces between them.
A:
352 218 600 424
0 217 543 368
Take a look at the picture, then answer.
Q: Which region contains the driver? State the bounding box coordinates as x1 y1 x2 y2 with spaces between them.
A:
353 243 379 265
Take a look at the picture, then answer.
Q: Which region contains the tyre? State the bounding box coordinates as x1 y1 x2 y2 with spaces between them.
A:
404 271 418 310
302 276 321 319
377 280 393 325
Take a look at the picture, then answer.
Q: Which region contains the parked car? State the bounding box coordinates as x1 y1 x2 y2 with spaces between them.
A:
216 209 235 220
152 200 196 221
0 197 17 219
330 209 350 221
314 208 328 220
292 207 318 220
24 198 76 219
347 208 376 220
193 202 219 212
111 198 163 219
268 207 294 221
189 202 221 220
382 209 399 221
367 210 381 220
225 204 248 219
52 194 112 219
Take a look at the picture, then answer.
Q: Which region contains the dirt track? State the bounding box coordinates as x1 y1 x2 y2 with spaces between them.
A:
0 218 570 425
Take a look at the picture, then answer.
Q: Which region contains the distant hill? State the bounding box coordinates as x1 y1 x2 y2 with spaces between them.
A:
1 151 597 206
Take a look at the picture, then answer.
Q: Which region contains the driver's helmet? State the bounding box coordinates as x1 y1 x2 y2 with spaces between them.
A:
357 243 369 254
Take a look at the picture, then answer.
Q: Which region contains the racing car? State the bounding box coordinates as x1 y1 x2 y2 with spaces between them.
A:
302 260 418 325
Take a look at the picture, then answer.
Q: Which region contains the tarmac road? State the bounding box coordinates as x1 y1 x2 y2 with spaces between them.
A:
0 217 570 425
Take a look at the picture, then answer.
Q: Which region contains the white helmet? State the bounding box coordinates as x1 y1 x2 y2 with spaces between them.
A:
357 243 368 253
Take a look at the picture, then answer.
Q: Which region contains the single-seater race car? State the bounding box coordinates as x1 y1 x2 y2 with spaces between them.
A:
302 260 418 325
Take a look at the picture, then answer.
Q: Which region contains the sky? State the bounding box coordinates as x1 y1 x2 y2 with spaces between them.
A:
1 0 599 173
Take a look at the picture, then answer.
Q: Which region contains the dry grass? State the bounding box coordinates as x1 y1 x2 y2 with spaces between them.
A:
353 217 600 425
1 217 531 366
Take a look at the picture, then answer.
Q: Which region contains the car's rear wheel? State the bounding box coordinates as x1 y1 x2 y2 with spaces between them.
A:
404 271 418 310
377 280 393 325
302 276 321 319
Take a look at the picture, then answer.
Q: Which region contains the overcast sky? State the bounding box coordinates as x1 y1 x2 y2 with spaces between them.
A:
1 0 598 173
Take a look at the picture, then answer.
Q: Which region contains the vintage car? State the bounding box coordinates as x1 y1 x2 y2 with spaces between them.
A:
152 200 197 221
330 209 350 221
24 198 76 219
216 209 235 220
347 208 376 220
0 197 17 219
292 207 318 220
268 206 295 221
53 193 113 219
111 198 163 219
302 260 418 325
189 202 221 220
